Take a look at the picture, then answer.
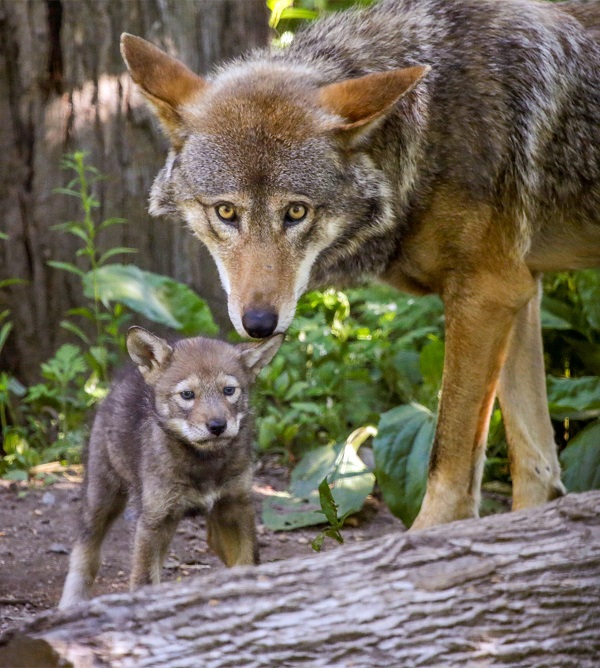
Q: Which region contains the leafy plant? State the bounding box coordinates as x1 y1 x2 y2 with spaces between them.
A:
1 153 218 479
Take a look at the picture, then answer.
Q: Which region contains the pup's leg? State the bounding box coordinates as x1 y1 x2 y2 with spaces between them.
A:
411 267 537 530
497 277 565 509
59 474 126 608
207 495 258 567
130 515 178 590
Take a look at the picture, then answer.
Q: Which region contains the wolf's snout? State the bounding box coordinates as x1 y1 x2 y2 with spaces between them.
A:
242 309 278 339
207 418 227 436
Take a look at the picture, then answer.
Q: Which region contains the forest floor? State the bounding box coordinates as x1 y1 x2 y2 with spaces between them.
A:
0 455 401 633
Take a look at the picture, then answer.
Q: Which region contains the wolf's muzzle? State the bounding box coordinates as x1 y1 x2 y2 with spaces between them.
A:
242 309 278 339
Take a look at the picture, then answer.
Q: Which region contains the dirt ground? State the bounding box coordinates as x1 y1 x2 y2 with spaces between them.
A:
0 456 401 633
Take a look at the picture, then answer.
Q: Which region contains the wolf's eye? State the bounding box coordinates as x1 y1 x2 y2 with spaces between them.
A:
223 386 236 396
216 203 237 224
180 390 195 401
284 203 307 226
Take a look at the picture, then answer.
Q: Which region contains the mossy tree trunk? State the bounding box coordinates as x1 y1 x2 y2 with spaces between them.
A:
0 0 269 383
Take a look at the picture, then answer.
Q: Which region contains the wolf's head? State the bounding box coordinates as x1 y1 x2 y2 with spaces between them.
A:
127 326 282 447
121 35 428 338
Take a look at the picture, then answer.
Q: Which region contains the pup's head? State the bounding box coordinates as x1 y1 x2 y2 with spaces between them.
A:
121 35 429 338
126 326 282 448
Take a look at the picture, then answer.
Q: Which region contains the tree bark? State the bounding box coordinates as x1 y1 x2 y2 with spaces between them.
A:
2 492 600 667
0 0 269 383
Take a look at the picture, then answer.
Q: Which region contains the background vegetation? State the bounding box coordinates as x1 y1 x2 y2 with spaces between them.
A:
0 1 598 540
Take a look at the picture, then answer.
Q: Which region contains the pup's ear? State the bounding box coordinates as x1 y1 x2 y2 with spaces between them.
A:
120 33 208 149
127 326 174 382
317 66 430 144
238 334 284 380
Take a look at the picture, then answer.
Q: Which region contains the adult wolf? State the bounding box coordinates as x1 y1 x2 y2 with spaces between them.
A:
121 0 600 529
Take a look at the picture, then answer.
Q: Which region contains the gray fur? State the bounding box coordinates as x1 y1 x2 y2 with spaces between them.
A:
59 332 282 608
150 0 600 282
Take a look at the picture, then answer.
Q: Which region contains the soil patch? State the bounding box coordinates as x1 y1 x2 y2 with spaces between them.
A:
0 456 401 632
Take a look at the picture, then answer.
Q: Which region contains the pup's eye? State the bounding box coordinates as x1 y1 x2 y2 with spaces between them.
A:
216 203 237 224
180 390 195 400
284 203 307 226
223 386 236 396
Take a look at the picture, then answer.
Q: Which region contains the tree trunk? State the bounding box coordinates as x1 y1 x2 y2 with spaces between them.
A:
0 0 269 383
2 492 599 667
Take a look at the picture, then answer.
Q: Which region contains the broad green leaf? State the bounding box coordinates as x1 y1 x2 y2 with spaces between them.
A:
419 337 444 390
83 264 218 336
541 295 577 330
264 430 376 531
575 270 600 330
262 490 324 531
547 376 600 420
372 403 436 527
560 421 600 492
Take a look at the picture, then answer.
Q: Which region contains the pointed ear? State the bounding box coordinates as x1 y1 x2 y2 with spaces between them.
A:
120 33 208 149
317 66 430 142
238 334 284 380
127 326 174 382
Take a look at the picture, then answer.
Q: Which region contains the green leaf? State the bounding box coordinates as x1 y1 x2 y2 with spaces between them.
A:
541 295 577 330
0 278 28 289
0 322 13 353
98 247 138 266
3 469 28 481
575 270 600 330
372 403 436 527
97 217 127 231
262 490 325 531
560 421 600 492
0 231 8 240
547 376 600 420
419 337 445 391
60 320 91 345
83 264 218 336
317 477 340 527
47 261 85 277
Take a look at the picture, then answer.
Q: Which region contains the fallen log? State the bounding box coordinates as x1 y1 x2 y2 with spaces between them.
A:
2 491 600 667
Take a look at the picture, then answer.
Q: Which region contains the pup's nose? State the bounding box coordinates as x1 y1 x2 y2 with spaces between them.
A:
207 418 227 436
242 309 278 339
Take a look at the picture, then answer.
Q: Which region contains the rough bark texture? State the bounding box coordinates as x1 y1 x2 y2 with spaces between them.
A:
0 0 269 383
2 491 600 667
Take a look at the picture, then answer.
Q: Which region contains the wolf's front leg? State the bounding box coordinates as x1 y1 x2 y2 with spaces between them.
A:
207 495 258 567
497 277 565 509
130 516 178 590
411 267 537 530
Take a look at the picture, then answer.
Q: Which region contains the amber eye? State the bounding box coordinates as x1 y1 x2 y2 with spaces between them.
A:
223 386 236 397
216 203 237 223
180 390 195 401
284 203 308 226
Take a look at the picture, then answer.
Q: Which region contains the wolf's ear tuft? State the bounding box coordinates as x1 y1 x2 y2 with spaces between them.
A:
120 33 208 148
127 326 174 382
238 334 284 380
318 66 430 143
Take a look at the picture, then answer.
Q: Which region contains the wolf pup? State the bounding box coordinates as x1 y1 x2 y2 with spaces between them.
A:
59 327 282 608
120 0 600 530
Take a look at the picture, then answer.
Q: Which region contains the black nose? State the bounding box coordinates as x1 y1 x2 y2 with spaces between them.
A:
207 418 227 436
242 309 278 339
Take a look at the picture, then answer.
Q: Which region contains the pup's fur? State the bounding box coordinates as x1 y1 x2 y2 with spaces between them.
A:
120 0 600 529
59 328 282 608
